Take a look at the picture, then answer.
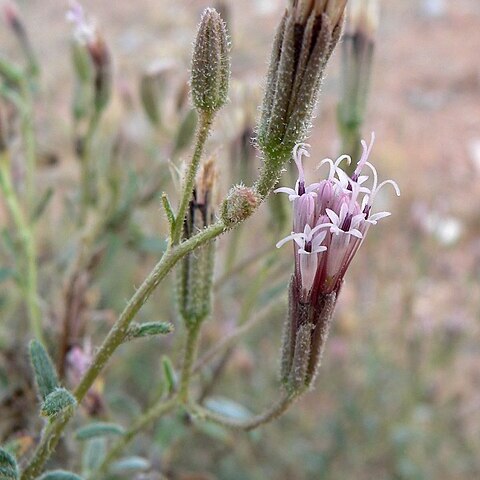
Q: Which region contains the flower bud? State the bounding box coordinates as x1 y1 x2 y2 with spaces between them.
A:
3 2 39 77
67 1 112 113
191 8 230 115
337 0 378 172
256 0 348 193
178 157 218 327
220 185 260 228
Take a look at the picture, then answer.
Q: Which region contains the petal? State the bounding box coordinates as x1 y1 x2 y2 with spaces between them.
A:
326 208 340 225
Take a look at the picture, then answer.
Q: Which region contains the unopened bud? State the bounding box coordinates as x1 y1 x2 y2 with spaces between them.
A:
191 8 230 115
256 0 348 195
67 1 112 113
220 185 260 228
281 275 336 392
337 0 377 172
3 2 39 77
178 157 218 327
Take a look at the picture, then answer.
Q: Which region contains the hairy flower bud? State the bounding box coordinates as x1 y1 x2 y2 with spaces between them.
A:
178 157 218 327
257 0 348 169
220 185 260 228
191 8 230 115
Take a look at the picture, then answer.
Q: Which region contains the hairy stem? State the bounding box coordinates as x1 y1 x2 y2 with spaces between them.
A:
179 324 202 403
20 221 225 479
172 111 213 243
0 154 43 343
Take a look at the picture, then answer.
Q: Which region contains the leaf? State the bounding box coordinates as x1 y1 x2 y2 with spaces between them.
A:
0 447 18 480
204 396 253 421
37 470 83 480
75 422 125 441
41 388 77 419
81 438 106 474
162 355 177 394
29 340 59 400
126 322 174 341
111 456 150 474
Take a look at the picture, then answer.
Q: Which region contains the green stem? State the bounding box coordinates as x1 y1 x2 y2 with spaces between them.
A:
20 221 225 480
91 396 177 479
0 154 43 343
21 133 291 478
172 111 213 244
19 78 36 214
179 324 202 404
190 390 301 431
79 111 101 223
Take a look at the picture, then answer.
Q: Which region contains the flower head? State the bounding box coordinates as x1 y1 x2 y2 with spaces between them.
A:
276 133 399 301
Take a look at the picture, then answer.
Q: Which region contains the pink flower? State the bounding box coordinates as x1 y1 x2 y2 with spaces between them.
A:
276 133 400 302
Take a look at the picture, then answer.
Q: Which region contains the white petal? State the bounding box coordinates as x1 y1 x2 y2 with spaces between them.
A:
326 208 340 225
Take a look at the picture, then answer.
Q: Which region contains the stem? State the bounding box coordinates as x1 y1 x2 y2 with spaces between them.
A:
178 324 202 404
193 297 285 375
20 221 225 479
172 111 213 243
21 132 290 478
19 78 36 214
79 111 101 223
0 154 43 342
91 396 177 479
190 390 302 431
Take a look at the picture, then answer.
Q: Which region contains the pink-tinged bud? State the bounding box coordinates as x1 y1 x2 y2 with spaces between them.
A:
67 1 111 113
277 134 399 390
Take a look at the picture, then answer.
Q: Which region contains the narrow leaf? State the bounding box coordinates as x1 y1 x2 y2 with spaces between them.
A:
37 470 83 480
111 456 150 474
162 355 177 394
75 422 125 441
29 340 59 400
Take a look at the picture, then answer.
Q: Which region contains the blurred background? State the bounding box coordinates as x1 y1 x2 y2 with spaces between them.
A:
1 0 480 479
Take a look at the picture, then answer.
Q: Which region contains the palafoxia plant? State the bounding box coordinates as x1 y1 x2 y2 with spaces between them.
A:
0 0 399 478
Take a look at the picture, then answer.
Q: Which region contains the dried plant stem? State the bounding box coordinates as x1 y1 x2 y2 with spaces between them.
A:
91 396 177 479
172 111 213 243
0 154 43 343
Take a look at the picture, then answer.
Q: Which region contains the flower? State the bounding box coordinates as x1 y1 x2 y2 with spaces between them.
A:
276 133 400 301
